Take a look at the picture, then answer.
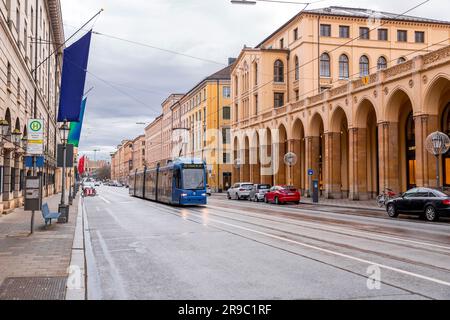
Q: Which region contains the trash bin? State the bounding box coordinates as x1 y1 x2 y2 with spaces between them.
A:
58 204 70 223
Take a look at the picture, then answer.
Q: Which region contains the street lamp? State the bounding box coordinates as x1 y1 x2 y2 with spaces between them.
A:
21 135 28 151
425 131 450 190
0 120 10 139
284 152 298 187
11 129 22 146
59 122 70 217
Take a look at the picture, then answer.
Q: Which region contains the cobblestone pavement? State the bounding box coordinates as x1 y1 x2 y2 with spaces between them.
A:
0 194 79 299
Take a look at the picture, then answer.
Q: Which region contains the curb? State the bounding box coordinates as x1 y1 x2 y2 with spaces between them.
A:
65 196 86 300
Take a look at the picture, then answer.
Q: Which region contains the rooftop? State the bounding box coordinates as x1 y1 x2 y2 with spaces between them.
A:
257 6 450 48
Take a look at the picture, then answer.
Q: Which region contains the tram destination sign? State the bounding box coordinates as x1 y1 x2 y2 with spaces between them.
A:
183 164 204 169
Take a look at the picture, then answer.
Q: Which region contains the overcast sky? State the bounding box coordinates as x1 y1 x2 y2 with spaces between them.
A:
60 0 450 161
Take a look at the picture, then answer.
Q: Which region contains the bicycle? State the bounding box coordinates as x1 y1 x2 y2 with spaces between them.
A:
376 188 397 207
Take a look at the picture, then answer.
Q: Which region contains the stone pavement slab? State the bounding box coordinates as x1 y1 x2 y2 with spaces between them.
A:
0 194 80 300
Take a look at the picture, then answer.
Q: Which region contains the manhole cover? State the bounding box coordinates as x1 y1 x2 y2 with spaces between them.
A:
0 277 67 300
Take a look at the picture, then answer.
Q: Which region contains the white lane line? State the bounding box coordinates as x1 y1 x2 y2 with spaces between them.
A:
95 230 129 299
186 211 450 287
99 196 111 204
207 205 450 251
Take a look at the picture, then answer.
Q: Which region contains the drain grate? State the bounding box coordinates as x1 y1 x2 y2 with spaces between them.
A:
0 277 67 300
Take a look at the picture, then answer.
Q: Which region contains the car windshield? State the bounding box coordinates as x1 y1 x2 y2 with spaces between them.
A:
282 186 297 191
258 185 270 190
182 169 205 190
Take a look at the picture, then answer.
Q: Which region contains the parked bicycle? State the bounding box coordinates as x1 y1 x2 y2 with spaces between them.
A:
376 188 397 207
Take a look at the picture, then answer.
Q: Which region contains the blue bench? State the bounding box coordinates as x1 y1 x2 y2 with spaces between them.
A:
42 203 61 226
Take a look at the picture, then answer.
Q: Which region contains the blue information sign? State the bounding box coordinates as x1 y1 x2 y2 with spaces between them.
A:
308 169 314 176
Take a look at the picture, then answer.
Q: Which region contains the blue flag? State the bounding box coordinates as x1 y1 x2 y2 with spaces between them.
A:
57 31 92 122
68 98 87 147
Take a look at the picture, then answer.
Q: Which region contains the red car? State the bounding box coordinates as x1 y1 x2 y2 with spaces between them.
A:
264 186 301 205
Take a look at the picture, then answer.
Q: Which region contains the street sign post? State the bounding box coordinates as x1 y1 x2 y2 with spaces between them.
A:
26 119 44 234
27 119 44 155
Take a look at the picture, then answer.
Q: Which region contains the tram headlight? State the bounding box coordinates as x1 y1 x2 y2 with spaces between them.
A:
181 193 188 197
201 193 206 197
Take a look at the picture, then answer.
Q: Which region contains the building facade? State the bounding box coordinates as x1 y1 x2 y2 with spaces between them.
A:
131 134 146 171
145 115 162 168
1 0 64 213
231 7 450 199
179 64 234 191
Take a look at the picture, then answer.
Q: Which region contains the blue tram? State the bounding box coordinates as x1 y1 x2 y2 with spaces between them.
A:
129 158 207 206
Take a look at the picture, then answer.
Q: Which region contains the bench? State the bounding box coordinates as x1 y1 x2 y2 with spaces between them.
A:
42 203 61 226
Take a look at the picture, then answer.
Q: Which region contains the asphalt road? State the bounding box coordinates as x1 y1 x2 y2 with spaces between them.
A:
83 186 450 300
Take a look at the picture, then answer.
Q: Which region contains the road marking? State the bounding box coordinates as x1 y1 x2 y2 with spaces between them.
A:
95 230 129 299
99 196 111 204
207 205 450 251
186 211 450 287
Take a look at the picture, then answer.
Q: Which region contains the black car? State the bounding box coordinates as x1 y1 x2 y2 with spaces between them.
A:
386 188 450 222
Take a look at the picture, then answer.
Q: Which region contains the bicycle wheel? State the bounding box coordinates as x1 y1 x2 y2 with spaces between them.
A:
376 195 385 208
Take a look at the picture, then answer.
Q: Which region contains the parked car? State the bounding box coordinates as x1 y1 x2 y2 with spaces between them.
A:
386 187 450 222
249 184 271 202
94 181 101 187
265 186 301 205
206 185 212 196
227 183 254 200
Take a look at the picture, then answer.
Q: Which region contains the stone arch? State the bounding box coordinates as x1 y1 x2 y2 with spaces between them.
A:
424 74 450 188
326 107 350 198
385 87 416 122
248 130 261 184
423 74 450 116
274 124 288 186
309 112 325 137
307 113 325 194
5 108 12 132
259 127 273 185
385 87 415 192
232 136 240 183
351 98 380 199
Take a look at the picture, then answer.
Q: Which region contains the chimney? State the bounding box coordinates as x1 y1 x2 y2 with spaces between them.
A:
228 58 237 66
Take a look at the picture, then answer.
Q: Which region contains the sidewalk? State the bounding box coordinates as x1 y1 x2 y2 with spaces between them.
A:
0 194 80 300
214 192 384 211
300 197 384 211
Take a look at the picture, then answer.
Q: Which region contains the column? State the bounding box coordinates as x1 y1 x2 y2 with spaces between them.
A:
324 132 342 199
249 145 260 184
349 128 368 200
378 122 400 194
414 114 439 188
2 151 14 210
290 139 302 191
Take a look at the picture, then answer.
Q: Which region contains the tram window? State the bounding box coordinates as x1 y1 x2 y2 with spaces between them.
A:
182 169 205 190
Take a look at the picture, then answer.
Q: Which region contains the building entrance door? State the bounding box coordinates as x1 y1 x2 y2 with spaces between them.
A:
223 172 232 191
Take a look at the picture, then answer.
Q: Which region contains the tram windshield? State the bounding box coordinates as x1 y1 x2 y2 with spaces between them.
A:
182 169 205 190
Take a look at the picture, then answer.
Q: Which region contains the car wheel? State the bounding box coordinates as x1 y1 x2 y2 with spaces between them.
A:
264 197 269 204
227 193 231 200
425 206 439 222
275 197 280 205
236 193 240 200
387 204 399 218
